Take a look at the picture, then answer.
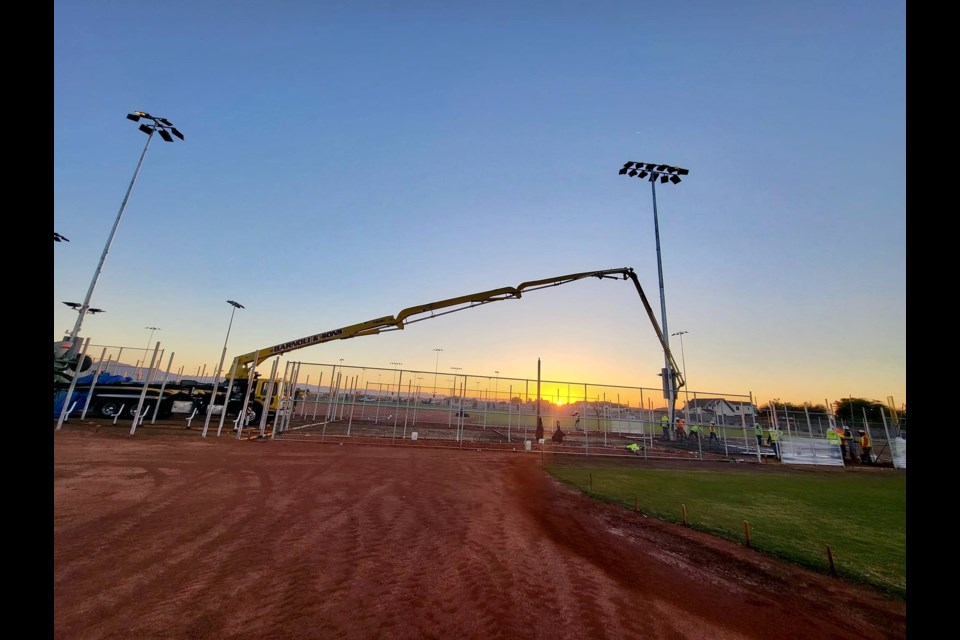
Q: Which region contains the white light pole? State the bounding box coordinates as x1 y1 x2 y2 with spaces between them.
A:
61 112 184 366
671 330 690 422
494 370 500 407
619 160 689 432
390 362 402 398
202 300 244 437
432 348 443 397
450 366 462 408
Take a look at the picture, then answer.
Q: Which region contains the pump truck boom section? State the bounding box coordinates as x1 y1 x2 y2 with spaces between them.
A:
229 266 683 398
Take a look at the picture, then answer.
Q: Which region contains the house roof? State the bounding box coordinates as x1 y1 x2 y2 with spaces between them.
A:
684 398 756 409
684 398 730 408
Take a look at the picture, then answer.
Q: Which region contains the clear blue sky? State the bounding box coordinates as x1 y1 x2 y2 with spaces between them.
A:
53 1 906 409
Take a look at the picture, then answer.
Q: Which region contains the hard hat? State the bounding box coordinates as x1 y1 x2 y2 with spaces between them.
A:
858 429 865 433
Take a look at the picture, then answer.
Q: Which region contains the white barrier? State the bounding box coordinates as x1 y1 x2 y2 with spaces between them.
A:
891 437 907 469
608 419 646 434
779 436 845 466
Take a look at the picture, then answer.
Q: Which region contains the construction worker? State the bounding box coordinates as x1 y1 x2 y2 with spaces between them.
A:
845 427 857 462
689 423 700 442
754 422 764 448
826 425 841 453
837 425 849 461
769 426 781 459
660 414 670 439
551 421 565 444
676 417 687 440
708 424 719 443
625 442 641 455
858 430 872 464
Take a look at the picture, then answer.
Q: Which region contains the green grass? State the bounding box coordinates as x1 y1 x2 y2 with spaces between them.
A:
545 463 906 600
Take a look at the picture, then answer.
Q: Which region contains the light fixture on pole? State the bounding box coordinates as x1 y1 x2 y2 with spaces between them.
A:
54 232 69 242
55 303 103 381
619 160 689 432
202 300 245 437
62 302 105 316
432 348 443 397
59 111 184 374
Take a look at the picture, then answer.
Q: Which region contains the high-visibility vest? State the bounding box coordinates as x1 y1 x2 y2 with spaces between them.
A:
754 424 763 436
860 434 870 448
661 415 668 424
826 428 839 444
769 429 780 443
690 424 699 434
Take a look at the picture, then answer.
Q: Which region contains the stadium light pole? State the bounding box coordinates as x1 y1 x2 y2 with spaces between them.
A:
202 300 244 437
138 326 161 381
432 348 444 397
619 160 689 434
60 111 184 367
390 362 402 398
671 331 689 381
671 330 690 421
450 366 462 409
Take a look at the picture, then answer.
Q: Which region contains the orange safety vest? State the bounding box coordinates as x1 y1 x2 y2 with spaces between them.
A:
860 434 870 448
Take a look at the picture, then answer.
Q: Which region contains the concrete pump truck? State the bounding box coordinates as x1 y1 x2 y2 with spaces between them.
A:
55 267 684 426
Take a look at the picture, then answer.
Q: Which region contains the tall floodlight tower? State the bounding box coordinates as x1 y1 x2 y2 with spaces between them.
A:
618 161 689 434
57 112 184 378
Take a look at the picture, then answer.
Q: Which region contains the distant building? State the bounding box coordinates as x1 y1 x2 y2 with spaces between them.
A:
680 398 757 424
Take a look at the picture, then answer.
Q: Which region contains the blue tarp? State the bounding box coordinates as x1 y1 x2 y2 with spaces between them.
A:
75 373 133 385
54 373 135 417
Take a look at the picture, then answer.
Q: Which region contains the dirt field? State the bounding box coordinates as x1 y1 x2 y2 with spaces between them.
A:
53 426 906 639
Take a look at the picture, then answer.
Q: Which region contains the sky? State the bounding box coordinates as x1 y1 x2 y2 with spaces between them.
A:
53 1 906 410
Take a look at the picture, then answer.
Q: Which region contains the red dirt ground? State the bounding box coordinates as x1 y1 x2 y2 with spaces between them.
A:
53 427 906 639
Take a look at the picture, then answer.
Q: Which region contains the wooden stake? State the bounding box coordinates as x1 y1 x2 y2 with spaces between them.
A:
744 520 751 547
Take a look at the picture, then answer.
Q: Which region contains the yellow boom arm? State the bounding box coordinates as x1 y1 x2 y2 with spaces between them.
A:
228 267 684 390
